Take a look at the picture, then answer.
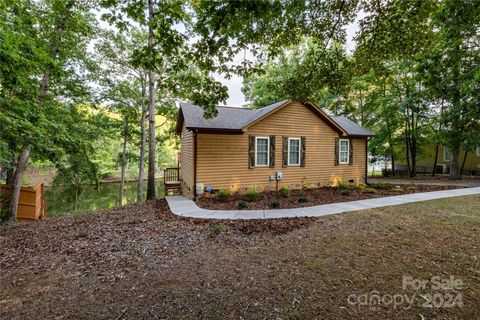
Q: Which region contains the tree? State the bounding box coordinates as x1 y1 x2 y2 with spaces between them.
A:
0 0 97 221
418 0 480 179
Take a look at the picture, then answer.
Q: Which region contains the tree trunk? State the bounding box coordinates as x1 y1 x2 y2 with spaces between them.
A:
391 150 396 177
6 148 30 222
460 151 468 175
146 0 156 201
73 187 78 211
432 144 440 176
449 145 461 180
137 77 147 203
119 117 129 206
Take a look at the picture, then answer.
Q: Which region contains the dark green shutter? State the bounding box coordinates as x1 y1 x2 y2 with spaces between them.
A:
282 136 288 167
334 138 339 166
249 135 255 168
300 136 306 167
269 136 275 168
349 138 353 165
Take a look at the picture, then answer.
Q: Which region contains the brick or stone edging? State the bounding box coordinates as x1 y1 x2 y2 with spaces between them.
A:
165 187 480 220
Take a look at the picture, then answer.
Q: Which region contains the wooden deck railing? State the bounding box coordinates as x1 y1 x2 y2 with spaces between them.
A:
164 167 181 195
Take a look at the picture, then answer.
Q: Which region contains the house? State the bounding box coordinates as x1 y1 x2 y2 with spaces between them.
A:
395 144 480 175
175 100 374 198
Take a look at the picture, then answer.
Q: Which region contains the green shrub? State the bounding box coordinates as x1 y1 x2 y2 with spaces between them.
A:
279 186 291 198
373 182 389 190
245 186 260 201
336 179 349 190
270 199 280 208
340 189 351 196
237 200 248 209
298 191 308 203
217 189 231 201
355 183 366 192
363 187 377 194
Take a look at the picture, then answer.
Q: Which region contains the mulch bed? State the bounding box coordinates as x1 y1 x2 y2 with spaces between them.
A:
196 183 464 210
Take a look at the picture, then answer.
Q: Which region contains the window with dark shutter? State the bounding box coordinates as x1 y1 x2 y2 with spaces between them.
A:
334 138 339 166
301 136 306 167
349 138 353 165
269 136 275 168
248 135 255 168
282 136 288 167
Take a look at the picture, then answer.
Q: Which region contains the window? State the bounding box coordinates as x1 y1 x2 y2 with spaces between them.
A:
255 137 269 167
444 147 452 161
288 138 301 165
476 147 480 157
339 139 350 164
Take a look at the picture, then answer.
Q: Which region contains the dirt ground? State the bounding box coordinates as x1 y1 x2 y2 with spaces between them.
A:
1 196 479 319
196 184 462 210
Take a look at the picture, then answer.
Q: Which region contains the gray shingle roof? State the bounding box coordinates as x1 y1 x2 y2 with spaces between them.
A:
331 116 375 137
179 100 374 137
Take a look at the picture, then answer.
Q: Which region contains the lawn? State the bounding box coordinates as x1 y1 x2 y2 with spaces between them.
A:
1 196 479 319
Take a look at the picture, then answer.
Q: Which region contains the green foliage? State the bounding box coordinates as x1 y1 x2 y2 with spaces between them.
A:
237 200 247 209
279 186 291 198
340 189 350 196
363 188 377 194
270 199 280 208
336 180 349 191
217 189 231 202
244 186 260 202
355 183 366 192
298 192 308 203
372 183 389 190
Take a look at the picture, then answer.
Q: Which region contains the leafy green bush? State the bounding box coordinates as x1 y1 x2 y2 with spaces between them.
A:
270 199 280 208
340 189 351 196
298 191 308 203
279 186 291 198
217 189 231 201
363 187 377 194
355 183 366 192
372 182 389 190
237 200 248 209
245 186 260 201
336 179 349 190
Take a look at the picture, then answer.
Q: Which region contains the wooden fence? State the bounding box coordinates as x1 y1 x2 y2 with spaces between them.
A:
0 183 45 220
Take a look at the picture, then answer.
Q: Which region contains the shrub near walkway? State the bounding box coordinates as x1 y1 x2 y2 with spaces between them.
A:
1 196 480 319
196 183 462 210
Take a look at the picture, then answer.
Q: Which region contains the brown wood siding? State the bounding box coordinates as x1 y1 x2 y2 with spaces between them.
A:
179 124 194 197
196 102 367 192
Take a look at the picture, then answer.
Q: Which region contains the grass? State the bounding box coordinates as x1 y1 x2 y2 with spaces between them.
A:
1 195 480 319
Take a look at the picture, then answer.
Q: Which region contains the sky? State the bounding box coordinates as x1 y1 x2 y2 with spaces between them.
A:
215 20 361 107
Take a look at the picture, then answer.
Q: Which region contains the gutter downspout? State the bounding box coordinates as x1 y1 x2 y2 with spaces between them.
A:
193 129 198 199
365 137 370 185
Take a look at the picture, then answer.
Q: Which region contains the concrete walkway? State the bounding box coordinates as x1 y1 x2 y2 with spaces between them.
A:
165 187 480 220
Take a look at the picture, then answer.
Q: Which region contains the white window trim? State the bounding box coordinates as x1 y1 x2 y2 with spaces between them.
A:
476 147 480 157
339 139 350 165
255 136 270 167
443 147 452 162
287 137 301 166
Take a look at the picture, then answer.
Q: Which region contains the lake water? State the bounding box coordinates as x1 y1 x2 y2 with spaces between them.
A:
45 180 164 216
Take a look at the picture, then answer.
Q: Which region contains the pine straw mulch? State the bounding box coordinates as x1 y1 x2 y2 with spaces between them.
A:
1 196 480 319
196 184 463 210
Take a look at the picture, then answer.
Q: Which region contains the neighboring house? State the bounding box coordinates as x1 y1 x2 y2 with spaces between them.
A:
395 144 480 175
176 100 374 198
